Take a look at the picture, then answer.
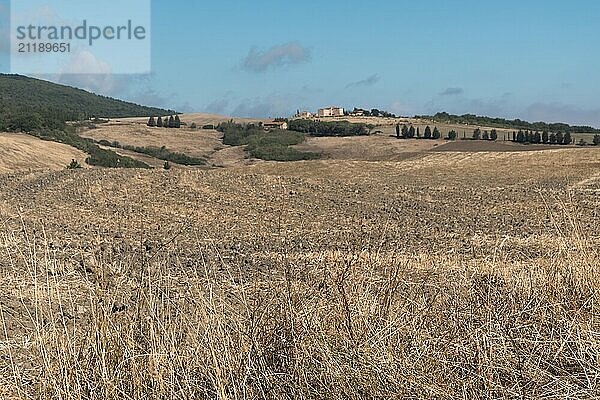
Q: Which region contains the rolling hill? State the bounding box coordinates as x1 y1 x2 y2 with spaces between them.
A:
0 74 174 132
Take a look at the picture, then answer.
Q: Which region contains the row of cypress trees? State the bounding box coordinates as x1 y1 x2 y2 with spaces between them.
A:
148 115 181 128
511 130 571 144
395 125 442 139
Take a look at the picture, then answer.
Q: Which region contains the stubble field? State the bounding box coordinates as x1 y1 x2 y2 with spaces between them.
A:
0 144 599 398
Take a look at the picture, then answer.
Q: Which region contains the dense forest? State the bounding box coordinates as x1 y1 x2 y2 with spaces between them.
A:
418 112 600 134
0 74 174 132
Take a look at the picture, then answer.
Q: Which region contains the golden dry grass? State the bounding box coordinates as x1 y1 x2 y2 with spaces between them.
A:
292 132 439 161
117 113 268 126
0 133 87 173
0 147 599 398
79 120 259 167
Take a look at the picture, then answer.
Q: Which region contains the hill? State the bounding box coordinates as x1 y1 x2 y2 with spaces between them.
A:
0 133 87 173
0 74 175 132
419 111 600 134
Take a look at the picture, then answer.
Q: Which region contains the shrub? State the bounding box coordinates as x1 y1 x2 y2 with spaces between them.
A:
66 159 82 169
217 122 319 161
288 119 369 137
121 145 206 166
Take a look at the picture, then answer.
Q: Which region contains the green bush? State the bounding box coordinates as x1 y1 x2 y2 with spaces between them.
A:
121 144 206 166
217 122 320 161
66 159 82 169
288 119 369 136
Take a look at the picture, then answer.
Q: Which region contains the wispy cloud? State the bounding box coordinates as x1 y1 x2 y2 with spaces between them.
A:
346 74 380 89
440 87 464 96
242 42 311 73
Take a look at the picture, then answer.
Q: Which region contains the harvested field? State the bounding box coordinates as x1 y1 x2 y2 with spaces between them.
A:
117 112 268 126
80 121 224 159
0 133 87 173
1 146 599 398
292 133 439 161
432 139 559 152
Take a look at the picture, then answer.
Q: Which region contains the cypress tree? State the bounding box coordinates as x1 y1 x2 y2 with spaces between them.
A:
432 127 441 139
563 132 572 145
401 124 409 138
542 131 549 143
408 126 416 138
395 124 400 138
147 116 156 127
174 115 181 128
168 116 175 128
157 117 163 127
424 126 432 139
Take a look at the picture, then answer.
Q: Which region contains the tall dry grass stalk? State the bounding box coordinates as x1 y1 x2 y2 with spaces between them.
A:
0 209 598 399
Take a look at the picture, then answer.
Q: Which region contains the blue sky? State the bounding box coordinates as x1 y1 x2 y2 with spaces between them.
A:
2 0 600 126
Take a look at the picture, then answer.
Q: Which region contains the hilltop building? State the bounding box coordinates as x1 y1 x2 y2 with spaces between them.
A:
317 106 344 117
263 121 288 130
297 111 313 118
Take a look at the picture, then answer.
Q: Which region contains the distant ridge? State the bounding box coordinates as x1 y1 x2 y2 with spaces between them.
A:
417 112 600 134
0 74 175 132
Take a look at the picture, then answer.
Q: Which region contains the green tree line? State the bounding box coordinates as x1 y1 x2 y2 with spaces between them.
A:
419 111 599 134
148 115 182 128
288 119 370 136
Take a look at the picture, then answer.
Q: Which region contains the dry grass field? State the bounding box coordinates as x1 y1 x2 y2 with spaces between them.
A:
79 120 257 168
0 133 87 173
293 132 440 161
1 141 599 398
117 113 268 127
